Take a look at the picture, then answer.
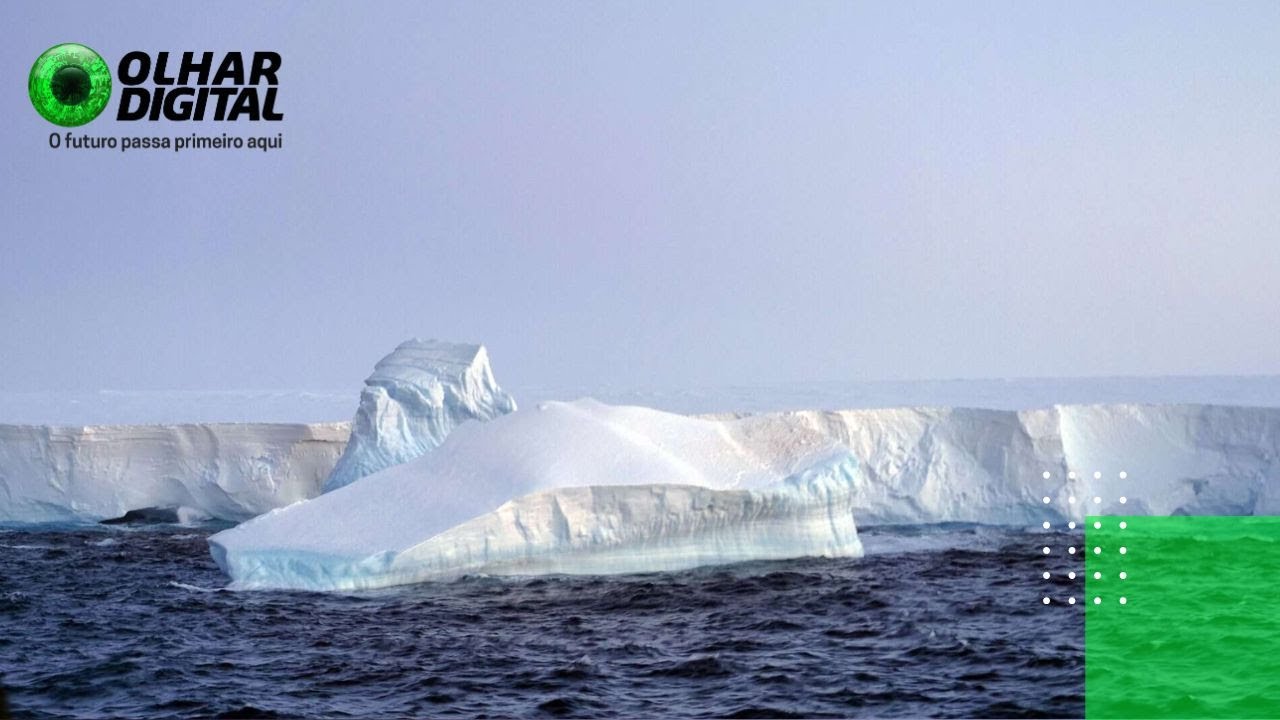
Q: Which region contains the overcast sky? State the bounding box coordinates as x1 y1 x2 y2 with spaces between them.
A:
2 2 1278 392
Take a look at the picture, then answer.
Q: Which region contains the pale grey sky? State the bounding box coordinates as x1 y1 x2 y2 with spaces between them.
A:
2 1 1278 392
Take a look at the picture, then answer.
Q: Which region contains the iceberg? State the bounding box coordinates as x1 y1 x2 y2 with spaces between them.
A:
3 392 1277 540
0 339 514 525
0 422 349 525
209 400 865 591
748 403 1280 524
209 401 1280 591
322 339 516 492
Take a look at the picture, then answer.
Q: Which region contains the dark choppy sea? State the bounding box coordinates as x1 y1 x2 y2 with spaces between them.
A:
0 524 1083 719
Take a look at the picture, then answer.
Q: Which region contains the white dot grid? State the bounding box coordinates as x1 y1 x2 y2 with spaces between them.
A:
1054 469 1124 480
1048 469 1128 481
1049 478 1128 504
1038 472 1135 609
1089 511 1129 608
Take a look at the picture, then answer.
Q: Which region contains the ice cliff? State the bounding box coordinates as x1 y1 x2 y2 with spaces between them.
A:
209 400 865 590
4 399 1278 542
209 401 1280 591
322 339 516 492
738 403 1280 524
0 423 349 525
0 338 516 525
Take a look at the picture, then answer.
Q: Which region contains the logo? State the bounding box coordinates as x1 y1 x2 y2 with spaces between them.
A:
29 43 112 127
115 51 283 121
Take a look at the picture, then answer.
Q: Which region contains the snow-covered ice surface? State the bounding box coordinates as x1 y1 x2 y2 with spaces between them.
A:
6 399 1273 536
0 423 349 525
0 389 357 425
5 375 1280 424
517 375 1280 415
728 403 1280 525
323 339 516 492
210 399 1280 591
4 374 1280 584
209 398 1280 591
209 399 865 590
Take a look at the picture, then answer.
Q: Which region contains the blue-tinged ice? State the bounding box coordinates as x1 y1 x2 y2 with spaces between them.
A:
322 339 516 493
209 399 865 591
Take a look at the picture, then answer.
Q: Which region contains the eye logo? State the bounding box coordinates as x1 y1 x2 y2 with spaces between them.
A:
29 43 112 127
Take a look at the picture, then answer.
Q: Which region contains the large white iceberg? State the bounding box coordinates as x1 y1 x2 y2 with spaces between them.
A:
4 397 1277 539
209 399 865 590
208 401 1280 591
322 339 516 492
753 403 1280 523
0 339 515 525
0 422 349 524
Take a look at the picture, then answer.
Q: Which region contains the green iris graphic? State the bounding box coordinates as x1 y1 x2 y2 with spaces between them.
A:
29 43 112 127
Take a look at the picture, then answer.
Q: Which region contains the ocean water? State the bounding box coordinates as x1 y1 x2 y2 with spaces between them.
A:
1085 516 1280 718
1 524 1084 719
5 377 1227 718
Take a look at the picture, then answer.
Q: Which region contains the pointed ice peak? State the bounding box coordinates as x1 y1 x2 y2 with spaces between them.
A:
323 339 516 492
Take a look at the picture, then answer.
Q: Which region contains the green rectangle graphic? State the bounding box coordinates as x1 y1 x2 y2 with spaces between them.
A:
1085 516 1280 719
